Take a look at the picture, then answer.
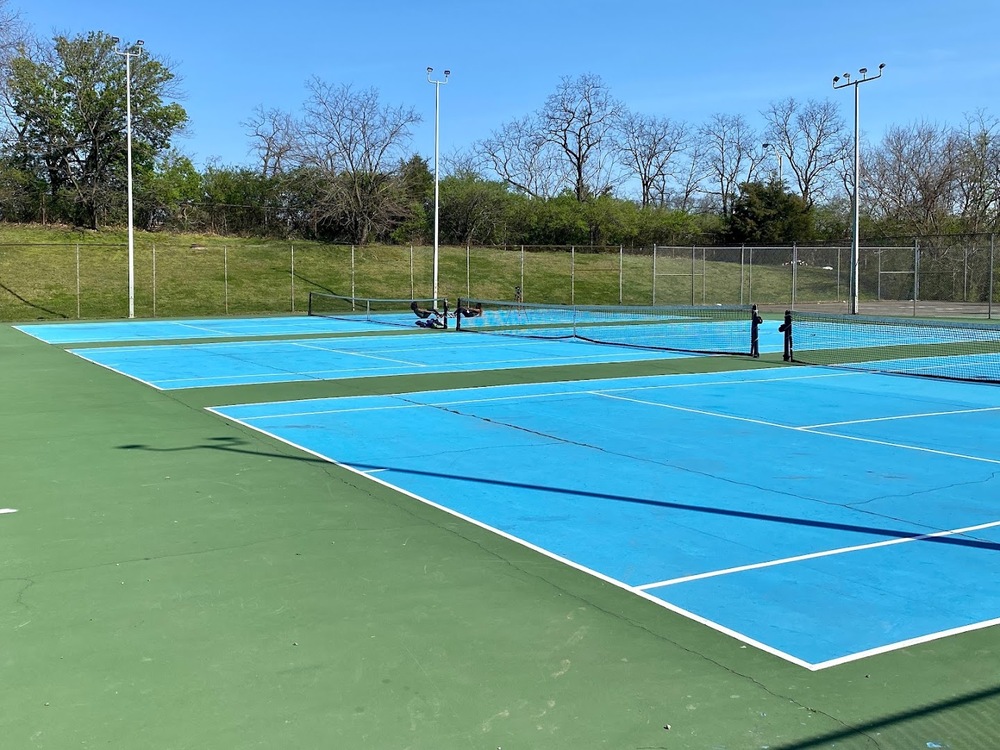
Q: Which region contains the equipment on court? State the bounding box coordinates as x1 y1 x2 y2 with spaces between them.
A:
784 309 1000 383
453 297 754 356
308 292 449 329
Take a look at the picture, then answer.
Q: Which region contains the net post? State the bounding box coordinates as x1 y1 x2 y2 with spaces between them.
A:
442 299 449 329
780 310 793 362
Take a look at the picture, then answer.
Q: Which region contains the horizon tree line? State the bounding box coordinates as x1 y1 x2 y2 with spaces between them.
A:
0 14 997 248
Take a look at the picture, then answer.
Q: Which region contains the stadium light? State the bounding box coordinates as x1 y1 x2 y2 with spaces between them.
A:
762 142 783 184
426 67 450 307
833 62 885 314
114 37 144 318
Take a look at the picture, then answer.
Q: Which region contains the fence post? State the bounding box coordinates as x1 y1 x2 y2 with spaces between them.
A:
990 233 995 320
466 244 471 297
75 243 80 319
224 246 229 315
573 245 580 304
702 246 707 304
913 238 920 317
520 245 525 300
689 245 694 306
409 245 413 299
618 245 625 305
290 244 295 312
152 243 157 317
791 243 798 309
652 244 657 304
964 245 969 302
351 245 356 300
740 244 745 305
877 246 882 301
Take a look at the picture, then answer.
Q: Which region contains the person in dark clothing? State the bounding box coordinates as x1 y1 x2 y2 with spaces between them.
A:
750 304 763 358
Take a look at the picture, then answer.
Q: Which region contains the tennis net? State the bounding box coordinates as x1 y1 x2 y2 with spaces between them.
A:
453 298 754 355
786 310 1000 383
308 292 449 329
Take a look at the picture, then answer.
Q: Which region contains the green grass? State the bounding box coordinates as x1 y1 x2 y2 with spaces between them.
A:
0 225 858 322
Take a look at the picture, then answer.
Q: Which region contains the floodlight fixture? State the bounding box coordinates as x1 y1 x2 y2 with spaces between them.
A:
115 38 145 318
426 67 451 306
832 61 886 314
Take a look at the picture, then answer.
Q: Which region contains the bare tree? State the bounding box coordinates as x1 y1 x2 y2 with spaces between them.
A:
291 79 420 244
617 111 689 207
243 105 295 178
953 109 1000 233
540 73 625 200
698 113 759 216
476 113 564 199
762 97 848 207
864 121 961 234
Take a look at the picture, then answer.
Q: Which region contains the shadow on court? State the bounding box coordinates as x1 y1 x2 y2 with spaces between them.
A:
116 435 330 464
345 461 1000 554
772 682 1000 749
119 434 1000 554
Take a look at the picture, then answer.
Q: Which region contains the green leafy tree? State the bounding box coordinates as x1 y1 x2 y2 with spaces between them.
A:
135 150 202 231
727 181 813 243
390 154 432 243
6 31 186 229
439 171 512 245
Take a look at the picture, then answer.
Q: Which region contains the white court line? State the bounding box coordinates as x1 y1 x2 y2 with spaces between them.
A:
292 341 429 367
0 508 18 514
221 370 852 420
208 409 815 670
173 322 238 336
638 518 1000 590
595 392 1000 466
802 405 1000 429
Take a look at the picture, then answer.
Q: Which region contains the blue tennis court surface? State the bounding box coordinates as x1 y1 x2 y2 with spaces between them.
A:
212 368 1000 669
66 333 702 389
15 315 393 344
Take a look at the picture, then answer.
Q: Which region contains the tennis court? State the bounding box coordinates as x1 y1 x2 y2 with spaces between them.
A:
7 305 1000 749
63 330 725 389
211 367 1000 669
14 314 392 344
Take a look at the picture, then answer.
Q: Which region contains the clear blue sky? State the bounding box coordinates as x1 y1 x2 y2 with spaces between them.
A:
17 0 1000 171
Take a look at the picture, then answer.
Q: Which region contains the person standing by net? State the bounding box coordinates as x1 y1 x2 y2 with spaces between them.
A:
750 304 763 358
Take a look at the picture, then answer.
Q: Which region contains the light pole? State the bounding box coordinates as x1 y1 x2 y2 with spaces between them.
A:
761 142 783 184
114 37 144 319
833 63 884 314
426 67 450 307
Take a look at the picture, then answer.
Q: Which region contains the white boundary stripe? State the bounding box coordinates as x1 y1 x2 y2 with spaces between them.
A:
595 391 1000 466
211 410 815 670
292 341 429 367
0 508 18 514
223 369 818 421
802 404 1000 429
812 614 1000 669
638 518 1000 589
208 362 819 410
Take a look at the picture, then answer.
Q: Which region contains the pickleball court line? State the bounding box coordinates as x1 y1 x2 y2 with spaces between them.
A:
596 392 1000 466
637 518 1000 589
203 406 816 670
802 404 1000 429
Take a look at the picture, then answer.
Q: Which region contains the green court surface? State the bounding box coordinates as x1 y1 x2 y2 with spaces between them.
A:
2 322 1000 749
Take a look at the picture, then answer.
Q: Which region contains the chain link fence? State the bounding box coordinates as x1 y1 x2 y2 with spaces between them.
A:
1 235 996 322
